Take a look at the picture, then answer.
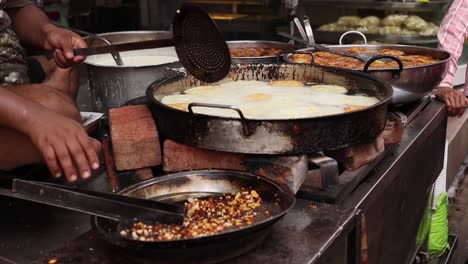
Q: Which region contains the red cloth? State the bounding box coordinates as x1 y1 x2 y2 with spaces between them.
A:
437 0 468 96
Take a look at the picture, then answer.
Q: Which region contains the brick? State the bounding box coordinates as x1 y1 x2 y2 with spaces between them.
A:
302 169 322 190
162 140 307 194
244 155 308 194
109 105 161 171
135 168 154 180
383 114 404 145
326 134 385 171
162 140 245 172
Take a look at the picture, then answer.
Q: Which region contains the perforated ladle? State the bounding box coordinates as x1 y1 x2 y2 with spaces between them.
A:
49 5 231 83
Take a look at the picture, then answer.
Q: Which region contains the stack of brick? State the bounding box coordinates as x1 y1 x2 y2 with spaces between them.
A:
162 140 307 193
107 105 405 192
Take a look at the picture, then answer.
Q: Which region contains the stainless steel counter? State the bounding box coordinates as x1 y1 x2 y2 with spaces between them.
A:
343 99 447 264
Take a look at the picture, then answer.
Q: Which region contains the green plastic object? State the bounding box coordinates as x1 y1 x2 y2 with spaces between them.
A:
428 192 450 257
416 190 433 247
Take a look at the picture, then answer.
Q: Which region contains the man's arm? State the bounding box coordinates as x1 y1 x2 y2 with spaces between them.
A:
436 0 468 116
6 4 49 48
0 88 100 182
437 0 468 88
6 4 87 67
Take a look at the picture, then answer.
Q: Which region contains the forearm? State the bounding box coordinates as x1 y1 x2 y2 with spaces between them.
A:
7 5 55 48
0 87 44 135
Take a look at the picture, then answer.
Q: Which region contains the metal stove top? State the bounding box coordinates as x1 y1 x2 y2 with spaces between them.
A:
297 96 433 203
0 98 447 264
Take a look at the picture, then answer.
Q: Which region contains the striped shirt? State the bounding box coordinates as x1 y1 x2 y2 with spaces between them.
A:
438 0 468 96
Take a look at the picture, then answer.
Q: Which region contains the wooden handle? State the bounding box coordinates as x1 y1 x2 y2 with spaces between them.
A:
361 214 368 264
102 137 119 192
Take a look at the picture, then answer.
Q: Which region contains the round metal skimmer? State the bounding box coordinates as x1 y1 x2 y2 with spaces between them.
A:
173 5 231 83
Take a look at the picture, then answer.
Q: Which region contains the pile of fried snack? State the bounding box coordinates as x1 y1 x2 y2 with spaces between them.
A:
318 14 438 36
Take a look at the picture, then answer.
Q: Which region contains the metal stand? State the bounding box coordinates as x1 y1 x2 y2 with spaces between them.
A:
298 151 388 203
393 96 432 127
418 235 458 264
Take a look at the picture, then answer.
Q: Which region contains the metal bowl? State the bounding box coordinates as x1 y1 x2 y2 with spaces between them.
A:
283 44 450 105
82 31 180 112
227 40 296 64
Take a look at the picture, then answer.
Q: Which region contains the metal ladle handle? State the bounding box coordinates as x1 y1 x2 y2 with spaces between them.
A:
303 15 315 44
293 17 308 43
3 179 184 224
363 55 403 79
188 102 252 136
85 35 124 66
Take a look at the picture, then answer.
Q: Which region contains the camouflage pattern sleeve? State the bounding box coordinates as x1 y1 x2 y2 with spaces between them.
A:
5 0 32 9
0 28 29 85
0 0 29 85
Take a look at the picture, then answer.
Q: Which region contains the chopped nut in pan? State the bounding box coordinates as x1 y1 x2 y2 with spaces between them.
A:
121 190 273 242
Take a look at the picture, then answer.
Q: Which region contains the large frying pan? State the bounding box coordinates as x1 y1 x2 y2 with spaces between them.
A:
92 170 295 262
283 44 450 105
146 63 392 154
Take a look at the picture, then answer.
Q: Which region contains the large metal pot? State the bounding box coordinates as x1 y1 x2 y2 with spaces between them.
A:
83 31 180 113
146 63 392 154
284 44 450 105
227 41 296 64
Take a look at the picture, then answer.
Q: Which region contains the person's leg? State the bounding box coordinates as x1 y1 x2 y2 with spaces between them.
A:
6 81 81 121
0 129 42 170
29 56 79 98
0 67 82 170
26 57 46 84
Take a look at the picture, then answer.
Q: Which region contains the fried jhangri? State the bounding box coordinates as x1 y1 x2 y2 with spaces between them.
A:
289 48 439 69
230 47 283 57
120 190 265 241
344 105 366 112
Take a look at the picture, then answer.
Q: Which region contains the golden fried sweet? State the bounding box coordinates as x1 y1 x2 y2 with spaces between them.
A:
268 80 305 87
337 16 362 27
288 48 440 70
359 16 381 27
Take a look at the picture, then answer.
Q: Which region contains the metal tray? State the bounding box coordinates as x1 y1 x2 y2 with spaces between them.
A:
314 31 438 45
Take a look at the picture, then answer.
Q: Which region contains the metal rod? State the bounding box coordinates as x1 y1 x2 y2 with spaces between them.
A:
5 179 184 224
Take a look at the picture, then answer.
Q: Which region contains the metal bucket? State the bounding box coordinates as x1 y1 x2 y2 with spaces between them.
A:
83 31 180 113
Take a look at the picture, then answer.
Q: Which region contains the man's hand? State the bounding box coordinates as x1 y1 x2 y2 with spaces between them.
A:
41 24 87 68
27 106 101 182
436 86 468 117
